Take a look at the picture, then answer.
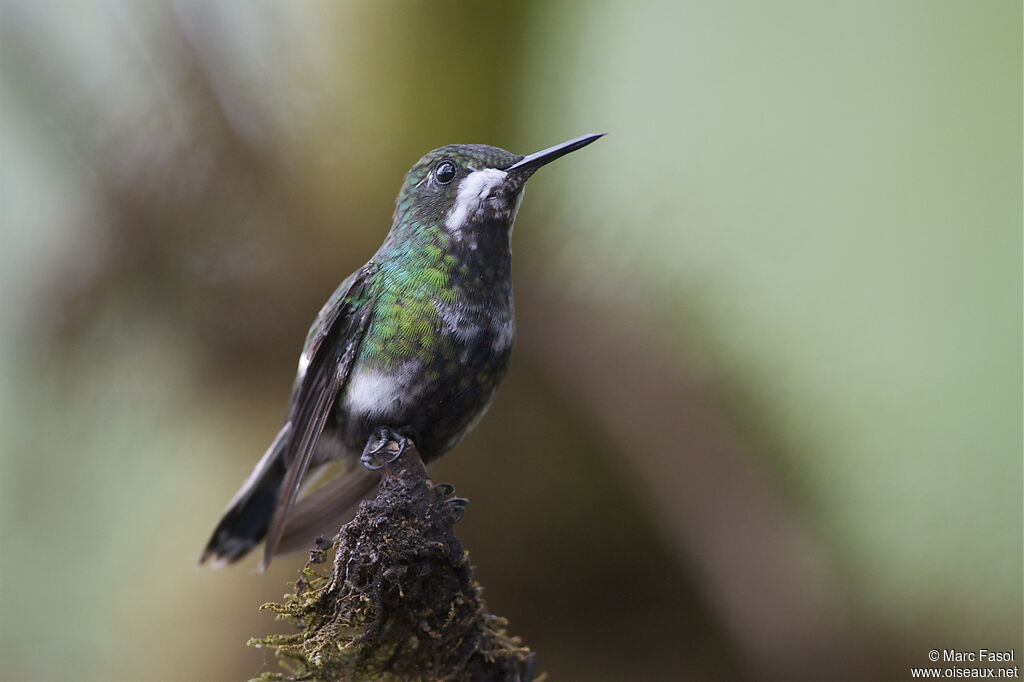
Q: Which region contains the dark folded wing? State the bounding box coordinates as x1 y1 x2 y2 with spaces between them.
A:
259 264 375 571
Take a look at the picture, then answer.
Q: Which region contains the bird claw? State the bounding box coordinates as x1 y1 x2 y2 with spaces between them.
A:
360 427 409 471
444 495 469 524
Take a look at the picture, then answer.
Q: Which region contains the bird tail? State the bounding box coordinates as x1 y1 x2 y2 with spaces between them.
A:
273 464 379 557
200 424 381 569
199 425 291 568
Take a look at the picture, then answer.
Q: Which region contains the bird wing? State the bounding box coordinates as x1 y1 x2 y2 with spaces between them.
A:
259 263 376 571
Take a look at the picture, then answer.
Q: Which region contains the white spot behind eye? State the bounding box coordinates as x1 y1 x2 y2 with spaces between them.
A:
445 168 507 231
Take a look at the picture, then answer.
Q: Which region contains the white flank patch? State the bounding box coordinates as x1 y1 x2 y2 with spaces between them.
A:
297 352 311 377
343 367 403 418
445 168 508 231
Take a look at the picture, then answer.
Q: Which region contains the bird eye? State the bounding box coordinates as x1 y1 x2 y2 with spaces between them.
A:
435 161 457 184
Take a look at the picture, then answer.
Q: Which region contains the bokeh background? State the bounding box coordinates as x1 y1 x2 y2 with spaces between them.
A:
1 2 1020 681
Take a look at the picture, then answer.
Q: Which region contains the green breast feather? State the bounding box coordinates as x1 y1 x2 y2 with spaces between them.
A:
359 224 458 366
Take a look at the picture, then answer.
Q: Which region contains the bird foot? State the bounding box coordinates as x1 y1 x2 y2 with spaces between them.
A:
433 483 469 523
360 427 409 471
445 496 469 523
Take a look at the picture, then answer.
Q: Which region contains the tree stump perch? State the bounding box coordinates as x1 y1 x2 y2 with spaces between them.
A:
250 438 537 681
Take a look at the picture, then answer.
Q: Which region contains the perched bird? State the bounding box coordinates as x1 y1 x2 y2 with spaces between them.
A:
201 133 603 570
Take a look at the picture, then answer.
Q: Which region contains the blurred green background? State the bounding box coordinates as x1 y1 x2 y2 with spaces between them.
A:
1 1 1020 681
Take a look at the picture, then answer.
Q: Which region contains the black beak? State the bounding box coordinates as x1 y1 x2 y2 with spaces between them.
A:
505 133 605 173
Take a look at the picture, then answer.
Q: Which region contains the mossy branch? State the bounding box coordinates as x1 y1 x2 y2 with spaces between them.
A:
249 439 537 682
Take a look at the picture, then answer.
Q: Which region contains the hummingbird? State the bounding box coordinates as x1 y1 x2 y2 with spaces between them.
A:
200 133 603 571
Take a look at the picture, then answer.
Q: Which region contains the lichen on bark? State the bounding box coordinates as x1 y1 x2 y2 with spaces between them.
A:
249 440 537 682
